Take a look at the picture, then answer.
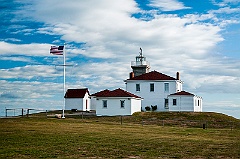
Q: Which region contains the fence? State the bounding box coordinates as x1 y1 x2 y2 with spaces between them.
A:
71 115 240 130
4 108 47 117
3 109 240 130
84 115 240 130
139 118 238 129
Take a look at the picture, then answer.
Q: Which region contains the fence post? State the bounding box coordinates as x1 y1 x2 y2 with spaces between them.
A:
21 108 24 117
27 109 29 117
203 123 206 129
120 116 123 125
5 108 7 117
203 121 207 129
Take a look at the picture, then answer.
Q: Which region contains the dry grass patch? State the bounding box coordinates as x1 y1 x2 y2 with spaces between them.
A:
0 117 239 158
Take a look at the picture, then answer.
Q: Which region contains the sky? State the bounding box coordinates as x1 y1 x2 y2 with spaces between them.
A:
0 0 240 118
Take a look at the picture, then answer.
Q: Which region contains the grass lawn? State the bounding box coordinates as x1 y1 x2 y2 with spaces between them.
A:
0 117 239 158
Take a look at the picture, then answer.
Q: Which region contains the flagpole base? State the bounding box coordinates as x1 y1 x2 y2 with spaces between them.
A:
62 116 65 119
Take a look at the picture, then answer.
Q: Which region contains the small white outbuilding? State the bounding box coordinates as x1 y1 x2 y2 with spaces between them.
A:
64 88 91 111
168 91 202 112
91 88 142 116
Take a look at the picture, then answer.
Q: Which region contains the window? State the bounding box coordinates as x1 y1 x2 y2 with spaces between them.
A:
164 99 169 108
198 100 200 106
103 100 107 108
173 99 177 106
136 84 140 92
120 100 125 108
164 83 169 92
150 83 154 92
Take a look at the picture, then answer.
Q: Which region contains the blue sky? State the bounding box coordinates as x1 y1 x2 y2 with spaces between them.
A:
0 0 240 118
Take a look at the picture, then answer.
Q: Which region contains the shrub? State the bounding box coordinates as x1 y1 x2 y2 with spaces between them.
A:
145 106 151 111
151 105 157 111
71 109 77 112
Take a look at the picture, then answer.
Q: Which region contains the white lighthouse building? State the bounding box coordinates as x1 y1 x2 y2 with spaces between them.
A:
65 48 202 115
125 49 202 112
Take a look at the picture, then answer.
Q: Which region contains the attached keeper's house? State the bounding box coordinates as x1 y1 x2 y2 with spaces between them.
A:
168 91 202 112
91 88 142 116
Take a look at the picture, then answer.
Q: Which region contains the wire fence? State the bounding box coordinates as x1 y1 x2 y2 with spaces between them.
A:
83 115 240 130
3 109 240 130
4 108 47 117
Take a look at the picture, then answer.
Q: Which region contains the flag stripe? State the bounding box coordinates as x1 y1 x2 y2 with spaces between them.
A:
51 52 63 55
50 45 64 55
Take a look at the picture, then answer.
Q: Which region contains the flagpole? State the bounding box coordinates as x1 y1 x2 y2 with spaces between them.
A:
62 43 66 119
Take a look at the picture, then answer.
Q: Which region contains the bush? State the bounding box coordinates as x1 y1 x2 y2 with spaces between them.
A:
71 109 77 112
151 105 157 111
145 106 151 111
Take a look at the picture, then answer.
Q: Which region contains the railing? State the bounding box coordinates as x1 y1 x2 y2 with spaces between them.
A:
2 110 239 130
131 61 150 66
4 108 46 117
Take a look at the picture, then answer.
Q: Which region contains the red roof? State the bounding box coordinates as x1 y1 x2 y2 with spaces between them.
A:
91 89 110 96
127 71 176 80
92 88 141 98
64 88 89 98
169 91 194 96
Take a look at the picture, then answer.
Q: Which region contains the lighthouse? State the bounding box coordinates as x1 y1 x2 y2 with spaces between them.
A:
130 48 150 78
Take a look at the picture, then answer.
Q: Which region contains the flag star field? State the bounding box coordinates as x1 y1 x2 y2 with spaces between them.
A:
0 0 240 118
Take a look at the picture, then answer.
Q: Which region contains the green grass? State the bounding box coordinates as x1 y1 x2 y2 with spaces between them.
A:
132 112 240 129
133 111 239 121
0 116 240 159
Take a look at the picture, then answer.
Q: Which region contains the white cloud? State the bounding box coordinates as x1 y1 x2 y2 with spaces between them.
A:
1 56 32 63
66 62 129 92
0 80 61 99
0 65 61 79
11 1 224 60
1 1 240 118
4 0 235 94
210 6 240 14
0 79 63 111
184 74 240 92
4 38 22 42
11 28 35 35
212 0 240 7
202 92 240 118
0 41 52 56
148 0 191 11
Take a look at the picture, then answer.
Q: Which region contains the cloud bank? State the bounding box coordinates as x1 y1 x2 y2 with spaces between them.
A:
0 0 239 118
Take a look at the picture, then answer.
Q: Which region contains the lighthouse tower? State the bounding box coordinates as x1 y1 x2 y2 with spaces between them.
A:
130 48 150 78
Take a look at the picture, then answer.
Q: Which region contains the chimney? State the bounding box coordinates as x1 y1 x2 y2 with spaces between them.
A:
129 72 134 79
176 72 180 80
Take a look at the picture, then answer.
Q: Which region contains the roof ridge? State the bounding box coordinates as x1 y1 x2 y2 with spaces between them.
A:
127 70 176 81
169 91 195 96
91 89 110 96
93 88 141 98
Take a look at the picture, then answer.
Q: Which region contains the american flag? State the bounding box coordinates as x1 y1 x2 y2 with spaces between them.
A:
50 46 64 55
